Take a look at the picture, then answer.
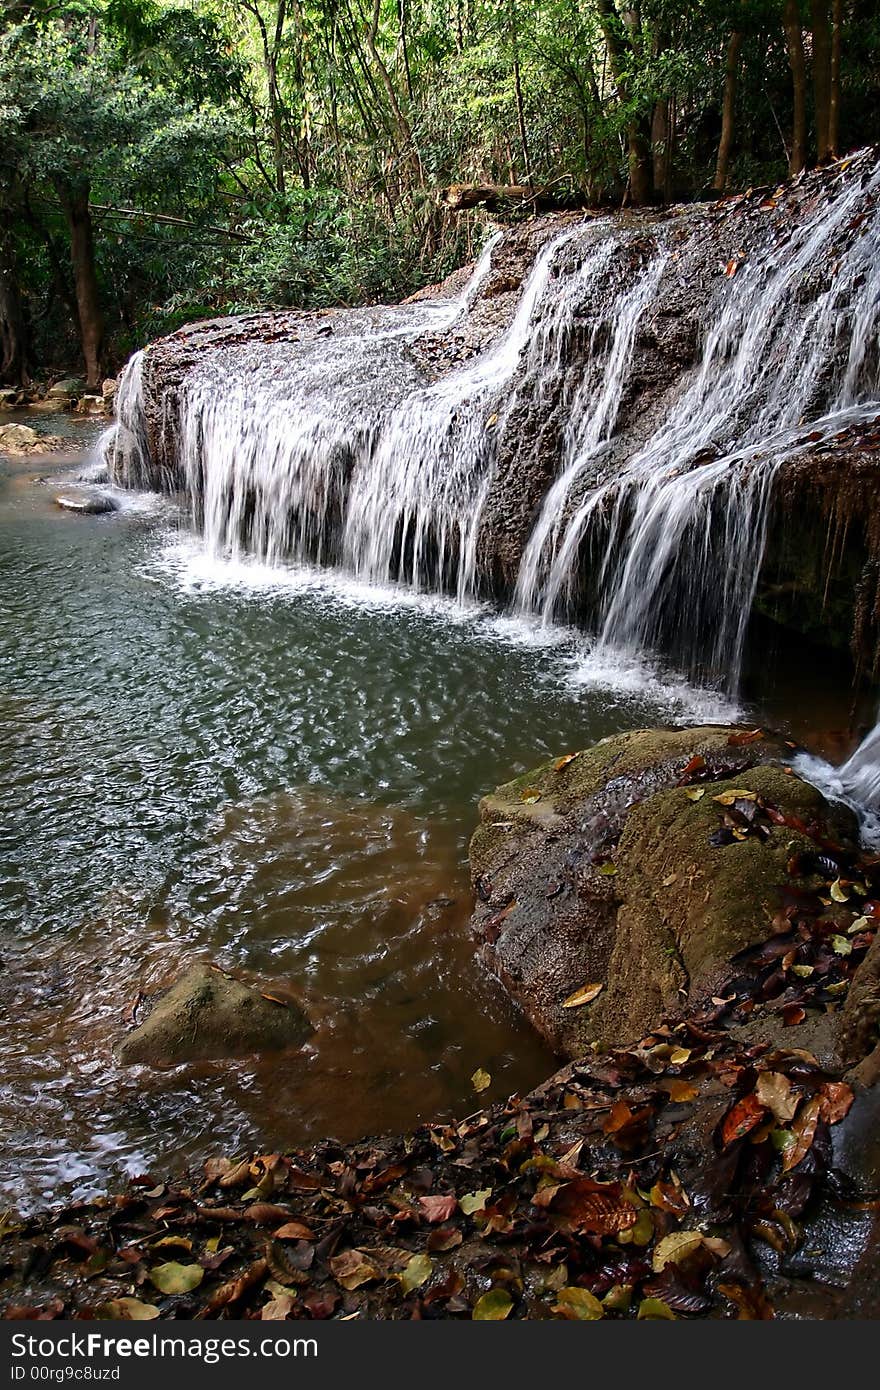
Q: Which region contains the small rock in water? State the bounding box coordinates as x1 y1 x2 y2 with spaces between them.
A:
55 490 118 515
118 963 313 1066
0 423 39 451
47 377 86 401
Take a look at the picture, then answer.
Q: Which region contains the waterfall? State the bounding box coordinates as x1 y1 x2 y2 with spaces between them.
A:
110 153 880 703
154 222 610 598
103 348 151 489
516 160 880 690
839 722 880 807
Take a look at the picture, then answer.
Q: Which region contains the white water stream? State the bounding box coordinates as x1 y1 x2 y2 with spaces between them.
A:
107 155 880 806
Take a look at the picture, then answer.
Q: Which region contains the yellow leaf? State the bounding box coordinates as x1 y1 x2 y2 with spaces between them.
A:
471 1067 491 1094
713 789 757 805
638 1297 677 1319
683 787 706 801
99 1297 161 1320
149 1262 204 1295
459 1189 492 1215
830 879 850 902
472 1288 513 1320
554 752 580 770
652 1230 704 1272
562 982 603 1009
552 1287 604 1320
400 1253 433 1294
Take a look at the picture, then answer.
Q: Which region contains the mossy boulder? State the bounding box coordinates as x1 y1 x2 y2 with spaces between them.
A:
469 725 857 1057
118 964 313 1066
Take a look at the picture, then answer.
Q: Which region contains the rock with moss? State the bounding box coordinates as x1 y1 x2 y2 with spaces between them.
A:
118 964 313 1066
469 725 858 1058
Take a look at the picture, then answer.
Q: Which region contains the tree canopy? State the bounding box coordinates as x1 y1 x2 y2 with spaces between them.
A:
1 0 878 385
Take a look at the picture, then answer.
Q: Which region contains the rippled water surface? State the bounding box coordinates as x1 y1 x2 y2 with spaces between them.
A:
0 425 853 1208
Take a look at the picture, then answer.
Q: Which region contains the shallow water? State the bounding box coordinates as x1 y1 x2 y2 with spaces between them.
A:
0 427 864 1209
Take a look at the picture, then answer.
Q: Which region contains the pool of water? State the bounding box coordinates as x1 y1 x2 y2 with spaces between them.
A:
0 422 859 1209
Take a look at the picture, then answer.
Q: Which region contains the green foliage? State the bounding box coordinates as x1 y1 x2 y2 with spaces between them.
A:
1 0 878 382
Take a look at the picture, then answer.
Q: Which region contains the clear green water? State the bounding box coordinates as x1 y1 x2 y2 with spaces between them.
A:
0 425 834 1208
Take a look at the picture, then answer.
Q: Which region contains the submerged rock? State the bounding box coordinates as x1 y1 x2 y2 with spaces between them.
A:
118 964 313 1066
54 491 118 515
470 725 857 1057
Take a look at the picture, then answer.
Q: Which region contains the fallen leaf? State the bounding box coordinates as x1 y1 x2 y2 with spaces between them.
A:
553 1287 604 1320
472 1288 513 1320
554 752 580 770
149 1262 204 1295
471 1067 491 1094
782 1003 807 1026
99 1298 160 1320
721 1092 768 1147
459 1189 492 1215
261 1293 294 1320
329 1249 378 1290
419 1194 458 1223
400 1253 433 1294
755 1071 799 1123
781 1096 822 1173
427 1225 463 1252
684 788 706 801
638 1297 677 1319
818 1081 854 1125
562 982 603 1009
273 1221 315 1241
520 787 541 804
661 1078 699 1104
830 879 850 902
652 1231 704 1272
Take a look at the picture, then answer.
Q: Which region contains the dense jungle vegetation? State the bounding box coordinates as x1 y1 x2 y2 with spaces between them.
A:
1 0 879 387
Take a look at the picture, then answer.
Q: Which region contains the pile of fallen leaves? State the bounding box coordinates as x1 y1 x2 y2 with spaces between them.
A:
2 761 877 1322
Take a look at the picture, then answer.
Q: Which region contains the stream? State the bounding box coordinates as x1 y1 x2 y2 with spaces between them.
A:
2 414 869 1210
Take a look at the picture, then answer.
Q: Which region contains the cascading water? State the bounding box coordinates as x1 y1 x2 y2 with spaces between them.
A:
516 161 880 691
109 153 880 711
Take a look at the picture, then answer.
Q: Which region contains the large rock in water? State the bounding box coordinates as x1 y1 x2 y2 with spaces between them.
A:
469 726 858 1058
118 964 312 1066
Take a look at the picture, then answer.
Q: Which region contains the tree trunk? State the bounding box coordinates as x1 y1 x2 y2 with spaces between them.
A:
811 0 833 159
596 0 652 204
783 0 808 175
60 185 104 389
829 0 842 154
712 28 744 191
0 232 30 388
651 96 671 201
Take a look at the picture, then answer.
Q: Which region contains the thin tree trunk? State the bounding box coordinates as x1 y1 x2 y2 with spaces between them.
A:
60 185 104 389
829 0 842 154
651 97 670 200
811 0 833 159
0 231 30 387
712 28 744 191
596 0 652 204
783 0 808 175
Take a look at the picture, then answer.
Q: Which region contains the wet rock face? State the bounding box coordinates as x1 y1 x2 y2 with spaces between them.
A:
118 964 313 1066
469 726 858 1058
